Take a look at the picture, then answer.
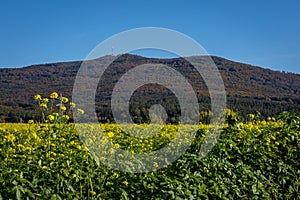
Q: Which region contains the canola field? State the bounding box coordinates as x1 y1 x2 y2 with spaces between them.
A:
0 92 300 199
0 112 299 199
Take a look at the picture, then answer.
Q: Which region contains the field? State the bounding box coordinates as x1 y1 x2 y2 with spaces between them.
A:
0 111 299 199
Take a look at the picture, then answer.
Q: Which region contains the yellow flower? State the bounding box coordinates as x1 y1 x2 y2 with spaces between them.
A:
40 103 47 109
34 94 42 101
83 145 88 151
107 132 114 138
70 102 76 107
226 109 233 115
114 143 120 148
275 141 279 146
63 115 70 120
118 154 123 158
42 98 49 103
153 162 159 168
47 115 55 121
122 181 129 185
6 134 16 142
61 97 68 103
249 114 255 119
77 108 84 115
90 191 96 196
28 120 34 124
261 120 267 126
60 106 67 111
50 92 59 99
270 136 276 140
109 148 115 154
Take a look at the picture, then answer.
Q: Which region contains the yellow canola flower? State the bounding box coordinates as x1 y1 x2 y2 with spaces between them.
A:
249 114 255 119
6 134 16 142
77 108 85 115
34 94 42 101
50 92 59 99
118 154 123 158
122 181 129 185
226 109 234 115
28 120 34 124
114 143 120 148
40 103 47 109
31 132 41 141
70 102 76 107
60 106 67 111
61 97 68 103
47 115 55 121
42 98 49 103
82 145 88 151
63 115 70 120
107 131 114 138
109 148 115 154
270 136 276 140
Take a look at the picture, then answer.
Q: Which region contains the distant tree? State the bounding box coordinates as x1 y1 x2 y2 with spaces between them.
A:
5 112 19 123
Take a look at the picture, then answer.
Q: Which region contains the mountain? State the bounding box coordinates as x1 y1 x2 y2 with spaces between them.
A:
0 54 299 123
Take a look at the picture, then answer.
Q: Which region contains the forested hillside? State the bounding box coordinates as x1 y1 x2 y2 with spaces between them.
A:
0 54 299 122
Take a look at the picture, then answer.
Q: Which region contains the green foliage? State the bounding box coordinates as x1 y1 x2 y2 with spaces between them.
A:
0 111 299 199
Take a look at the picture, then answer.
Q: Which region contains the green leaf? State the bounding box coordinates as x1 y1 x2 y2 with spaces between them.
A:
294 181 300 186
120 189 129 200
16 189 21 200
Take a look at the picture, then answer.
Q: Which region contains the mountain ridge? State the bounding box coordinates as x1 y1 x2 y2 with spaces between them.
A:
0 54 299 122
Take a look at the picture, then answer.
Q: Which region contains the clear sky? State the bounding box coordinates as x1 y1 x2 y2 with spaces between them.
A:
1 0 300 74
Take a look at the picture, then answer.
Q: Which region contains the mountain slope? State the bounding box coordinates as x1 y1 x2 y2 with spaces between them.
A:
0 54 299 122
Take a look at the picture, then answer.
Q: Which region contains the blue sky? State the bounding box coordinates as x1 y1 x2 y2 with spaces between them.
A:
1 0 300 74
